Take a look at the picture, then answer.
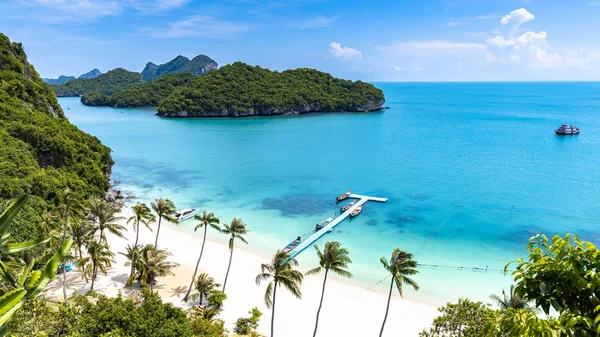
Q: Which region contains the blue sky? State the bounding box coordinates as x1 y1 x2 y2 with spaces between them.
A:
1 0 599 81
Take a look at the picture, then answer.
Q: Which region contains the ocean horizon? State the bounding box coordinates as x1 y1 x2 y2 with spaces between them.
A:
59 81 600 306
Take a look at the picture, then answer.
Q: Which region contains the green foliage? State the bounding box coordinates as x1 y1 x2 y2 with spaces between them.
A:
82 73 198 107
234 307 262 335
419 298 500 337
52 68 142 96
0 33 113 250
142 54 217 82
508 233 600 336
207 290 227 308
8 288 227 336
156 62 386 117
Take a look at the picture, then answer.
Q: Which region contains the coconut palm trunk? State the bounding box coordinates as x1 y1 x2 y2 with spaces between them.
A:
61 211 69 303
91 262 97 291
222 246 234 292
130 227 141 277
379 276 395 337
184 224 208 301
312 269 328 337
271 280 278 337
154 216 162 247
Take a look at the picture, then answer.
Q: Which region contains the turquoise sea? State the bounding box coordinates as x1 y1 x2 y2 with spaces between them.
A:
59 82 600 305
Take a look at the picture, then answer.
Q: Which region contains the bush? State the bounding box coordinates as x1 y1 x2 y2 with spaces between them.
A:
234 307 262 335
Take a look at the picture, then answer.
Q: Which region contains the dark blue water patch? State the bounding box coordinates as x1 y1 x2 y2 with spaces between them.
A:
188 197 213 208
387 215 423 227
499 226 542 245
404 203 436 213
260 193 332 217
113 156 202 190
366 219 378 226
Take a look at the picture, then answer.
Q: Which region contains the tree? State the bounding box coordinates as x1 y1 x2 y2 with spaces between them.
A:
189 272 221 305
305 241 352 337
56 188 83 304
508 233 600 335
419 298 499 337
126 244 178 290
255 250 303 337
183 210 221 302
490 285 532 311
151 198 178 247
70 218 94 259
0 195 72 331
379 248 419 337
234 307 263 335
77 241 115 291
127 203 155 277
221 218 248 292
89 199 125 244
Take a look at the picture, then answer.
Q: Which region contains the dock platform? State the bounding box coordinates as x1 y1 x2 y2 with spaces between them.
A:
288 194 388 259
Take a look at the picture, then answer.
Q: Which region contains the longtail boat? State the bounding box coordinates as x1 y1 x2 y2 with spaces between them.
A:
340 200 357 212
316 213 336 231
282 236 302 253
336 189 352 202
350 204 363 218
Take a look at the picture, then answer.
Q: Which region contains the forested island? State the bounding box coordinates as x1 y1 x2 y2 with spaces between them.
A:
79 62 386 117
52 68 142 96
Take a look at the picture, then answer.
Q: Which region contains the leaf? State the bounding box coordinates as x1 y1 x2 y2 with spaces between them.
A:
0 288 27 326
27 238 73 297
0 237 49 254
0 195 28 238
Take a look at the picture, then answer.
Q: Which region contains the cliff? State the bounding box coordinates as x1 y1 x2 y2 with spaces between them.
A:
78 68 102 79
141 54 217 81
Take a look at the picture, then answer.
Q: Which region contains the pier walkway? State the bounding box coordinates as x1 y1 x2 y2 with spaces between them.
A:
288 194 388 259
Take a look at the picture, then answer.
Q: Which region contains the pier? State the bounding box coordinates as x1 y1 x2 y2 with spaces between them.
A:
288 193 388 259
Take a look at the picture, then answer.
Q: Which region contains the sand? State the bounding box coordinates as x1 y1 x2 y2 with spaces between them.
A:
44 207 439 336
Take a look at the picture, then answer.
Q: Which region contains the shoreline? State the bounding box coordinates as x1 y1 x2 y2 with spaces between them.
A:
44 207 439 336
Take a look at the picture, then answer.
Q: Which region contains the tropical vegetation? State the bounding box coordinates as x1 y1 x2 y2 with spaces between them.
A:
141 54 217 81
256 250 304 337
188 272 221 305
52 68 142 96
221 218 248 292
77 240 115 291
126 244 178 290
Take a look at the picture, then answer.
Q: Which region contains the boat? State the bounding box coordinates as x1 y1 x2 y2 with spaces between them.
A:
336 189 352 202
282 236 302 253
340 200 357 212
350 204 363 218
555 124 580 135
174 208 200 222
316 213 336 231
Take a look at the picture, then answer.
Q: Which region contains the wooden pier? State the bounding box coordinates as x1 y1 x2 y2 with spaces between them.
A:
288 194 388 259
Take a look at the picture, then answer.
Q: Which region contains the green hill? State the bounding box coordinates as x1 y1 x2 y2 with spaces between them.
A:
0 33 113 247
52 68 142 96
42 75 75 85
141 54 217 81
156 62 385 117
81 73 198 107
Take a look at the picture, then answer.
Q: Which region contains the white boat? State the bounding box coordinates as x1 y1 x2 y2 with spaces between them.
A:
174 208 200 221
555 124 580 135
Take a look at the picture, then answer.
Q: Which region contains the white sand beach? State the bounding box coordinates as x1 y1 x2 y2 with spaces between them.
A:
44 207 439 337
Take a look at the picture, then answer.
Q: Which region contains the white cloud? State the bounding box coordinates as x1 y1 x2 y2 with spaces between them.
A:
589 1 600 5
295 16 338 29
394 65 403 71
516 31 548 46
143 15 252 38
126 0 191 13
329 42 362 60
486 36 515 48
500 8 534 26
28 0 123 21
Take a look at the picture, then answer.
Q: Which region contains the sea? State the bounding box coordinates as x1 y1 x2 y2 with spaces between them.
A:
59 82 600 306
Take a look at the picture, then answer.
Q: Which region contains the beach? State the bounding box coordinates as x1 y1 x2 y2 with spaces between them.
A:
44 207 439 336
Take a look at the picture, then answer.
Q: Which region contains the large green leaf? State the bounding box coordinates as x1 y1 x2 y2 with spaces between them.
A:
0 195 28 238
0 288 26 326
28 238 73 297
16 259 34 288
0 237 50 255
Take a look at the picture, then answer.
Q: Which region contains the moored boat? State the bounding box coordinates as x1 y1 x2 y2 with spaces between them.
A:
555 124 580 135
350 204 363 218
340 200 357 212
316 213 336 231
174 208 200 222
282 236 302 253
336 189 352 202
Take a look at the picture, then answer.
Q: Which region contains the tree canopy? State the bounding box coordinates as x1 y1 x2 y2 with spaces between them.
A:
52 68 142 97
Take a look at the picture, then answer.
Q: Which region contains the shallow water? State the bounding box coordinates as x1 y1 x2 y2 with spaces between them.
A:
60 81 600 305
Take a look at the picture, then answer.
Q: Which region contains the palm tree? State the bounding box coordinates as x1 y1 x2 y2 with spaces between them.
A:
221 218 248 292
151 198 178 247
57 188 83 303
490 284 532 310
127 203 155 277
306 241 352 337
255 250 303 337
126 244 178 290
77 241 115 291
379 248 419 337
93 201 125 244
183 210 221 302
188 272 221 305
70 219 94 259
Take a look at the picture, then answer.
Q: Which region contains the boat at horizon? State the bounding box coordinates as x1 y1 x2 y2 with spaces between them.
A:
555 124 580 135
174 208 200 222
336 189 352 202
350 204 363 218
340 200 357 212
316 213 336 231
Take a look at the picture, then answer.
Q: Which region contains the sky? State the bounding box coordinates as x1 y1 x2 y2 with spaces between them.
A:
1 0 599 81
